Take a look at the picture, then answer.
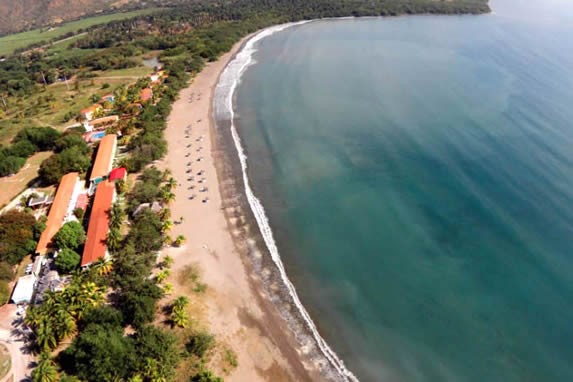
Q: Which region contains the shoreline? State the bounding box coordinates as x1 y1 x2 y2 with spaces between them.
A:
212 22 359 382
161 34 318 381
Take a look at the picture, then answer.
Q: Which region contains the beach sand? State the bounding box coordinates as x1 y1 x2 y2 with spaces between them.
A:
160 37 318 381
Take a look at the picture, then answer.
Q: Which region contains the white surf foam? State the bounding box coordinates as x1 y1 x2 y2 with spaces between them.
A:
213 22 359 382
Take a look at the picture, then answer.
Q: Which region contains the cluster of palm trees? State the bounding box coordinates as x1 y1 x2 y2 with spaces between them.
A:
25 278 106 353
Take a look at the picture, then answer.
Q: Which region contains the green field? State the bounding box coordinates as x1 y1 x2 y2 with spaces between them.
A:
0 8 164 57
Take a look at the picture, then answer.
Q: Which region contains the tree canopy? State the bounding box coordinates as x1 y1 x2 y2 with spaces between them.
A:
53 221 86 252
55 249 81 274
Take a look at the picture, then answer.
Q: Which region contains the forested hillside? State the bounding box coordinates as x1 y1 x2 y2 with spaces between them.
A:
0 0 489 36
0 0 146 36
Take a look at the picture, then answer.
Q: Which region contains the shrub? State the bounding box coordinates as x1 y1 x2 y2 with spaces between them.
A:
189 370 223 382
14 126 61 151
185 331 214 359
0 155 26 176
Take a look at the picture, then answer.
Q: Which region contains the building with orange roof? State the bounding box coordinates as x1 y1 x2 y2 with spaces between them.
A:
85 115 119 132
36 172 82 255
89 134 117 188
80 104 102 121
81 180 115 267
140 88 153 102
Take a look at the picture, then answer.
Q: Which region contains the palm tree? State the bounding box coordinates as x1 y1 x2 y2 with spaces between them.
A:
171 307 189 328
163 235 173 247
161 169 172 182
162 283 173 294
159 208 171 222
162 255 174 269
32 353 58 382
36 320 57 353
174 234 186 247
92 258 113 276
155 269 170 283
107 228 122 252
161 219 173 233
166 177 177 191
53 309 76 342
110 203 125 230
160 189 175 204
173 296 189 310
24 306 42 329
79 281 105 308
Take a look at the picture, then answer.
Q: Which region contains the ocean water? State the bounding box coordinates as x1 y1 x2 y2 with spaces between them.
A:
228 1 573 381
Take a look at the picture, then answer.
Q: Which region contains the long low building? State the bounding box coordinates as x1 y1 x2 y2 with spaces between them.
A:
81 180 116 267
11 275 36 304
89 134 117 189
35 172 81 255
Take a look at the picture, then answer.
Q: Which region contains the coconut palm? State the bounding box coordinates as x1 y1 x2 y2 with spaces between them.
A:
161 219 173 233
173 296 189 310
166 177 177 191
171 306 189 328
162 255 174 269
160 189 175 204
161 169 172 182
36 320 57 353
32 352 58 382
159 208 171 222
110 203 125 230
163 235 173 247
174 235 186 247
92 258 113 276
79 281 105 308
155 269 170 284
24 306 42 329
162 283 173 294
53 309 76 342
107 228 122 252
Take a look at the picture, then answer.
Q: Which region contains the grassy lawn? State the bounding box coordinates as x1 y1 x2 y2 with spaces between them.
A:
0 62 151 205
0 152 52 208
0 8 164 57
0 344 10 380
0 63 152 144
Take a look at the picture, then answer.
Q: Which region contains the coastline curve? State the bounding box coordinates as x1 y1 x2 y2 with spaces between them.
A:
213 22 359 382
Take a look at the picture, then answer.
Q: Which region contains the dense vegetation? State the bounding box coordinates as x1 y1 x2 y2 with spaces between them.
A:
0 210 42 302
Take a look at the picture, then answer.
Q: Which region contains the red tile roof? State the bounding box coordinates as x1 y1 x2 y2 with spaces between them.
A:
80 104 101 116
90 134 117 182
81 181 115 267
36 173 79 255
140 88 153 102
109 167 127 181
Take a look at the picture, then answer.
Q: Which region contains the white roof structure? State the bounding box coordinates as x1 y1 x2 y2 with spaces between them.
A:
11 275 36 304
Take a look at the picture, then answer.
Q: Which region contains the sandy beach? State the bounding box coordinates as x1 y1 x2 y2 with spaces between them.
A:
160 37 318 381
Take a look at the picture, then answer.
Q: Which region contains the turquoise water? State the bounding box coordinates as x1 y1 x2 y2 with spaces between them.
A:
234 1 573 381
